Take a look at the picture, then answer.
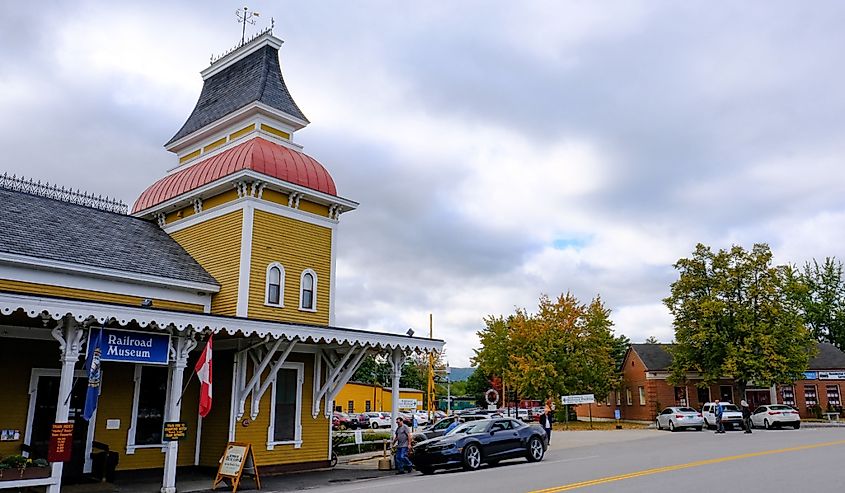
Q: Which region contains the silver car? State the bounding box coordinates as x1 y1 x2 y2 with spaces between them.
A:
750 404 801 430
655 406 704 431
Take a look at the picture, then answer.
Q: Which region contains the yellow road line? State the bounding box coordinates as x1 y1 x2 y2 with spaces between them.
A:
527 439 845 493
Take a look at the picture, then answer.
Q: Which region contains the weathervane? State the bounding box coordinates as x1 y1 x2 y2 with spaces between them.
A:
235 6 260 45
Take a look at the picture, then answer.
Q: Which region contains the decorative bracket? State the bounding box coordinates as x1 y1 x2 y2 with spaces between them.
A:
312 344 371 418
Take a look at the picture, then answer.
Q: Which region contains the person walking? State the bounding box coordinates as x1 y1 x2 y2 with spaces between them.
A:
714 399 725 434
540 408 553 444
392 417 414 474
741 400 752 434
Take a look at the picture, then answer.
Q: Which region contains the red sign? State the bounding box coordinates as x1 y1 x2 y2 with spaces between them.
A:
48 423 74 463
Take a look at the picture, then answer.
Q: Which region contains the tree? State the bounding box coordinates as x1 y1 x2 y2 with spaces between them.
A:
471 315 514 390
611 334 631 369
352 355 390 385
787 257 845 351
664 243 816 398
464 369 492 407
644 336 660 344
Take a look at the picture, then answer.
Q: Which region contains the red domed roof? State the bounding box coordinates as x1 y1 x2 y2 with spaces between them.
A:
133 137 336 214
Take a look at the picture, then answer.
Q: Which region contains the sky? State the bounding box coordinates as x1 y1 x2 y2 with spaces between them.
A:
3 1 845 366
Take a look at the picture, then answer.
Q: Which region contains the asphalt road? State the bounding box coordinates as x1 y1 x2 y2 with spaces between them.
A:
312 427 845 493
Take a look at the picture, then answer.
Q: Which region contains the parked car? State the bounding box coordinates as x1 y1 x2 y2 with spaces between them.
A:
333 412 357 430
361 411 391 429
701 402 744 430
750 404 801 429
411 418 548 474
414 417 460 442
655 407 704 432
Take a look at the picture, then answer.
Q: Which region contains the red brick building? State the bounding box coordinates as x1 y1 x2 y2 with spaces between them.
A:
580 342 845 422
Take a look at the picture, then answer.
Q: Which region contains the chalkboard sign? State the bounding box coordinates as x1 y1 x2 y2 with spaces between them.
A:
163 422 187 442
213 442 260 493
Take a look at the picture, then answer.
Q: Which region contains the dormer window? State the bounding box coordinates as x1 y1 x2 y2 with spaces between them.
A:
299 269 317 311
266 263 285 307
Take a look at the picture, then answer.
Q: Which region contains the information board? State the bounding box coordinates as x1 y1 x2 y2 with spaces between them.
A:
213 442 261 493
819 371 845 380
48 423 74 463
163 422 188 442
398 398 418 409
561 394 596 405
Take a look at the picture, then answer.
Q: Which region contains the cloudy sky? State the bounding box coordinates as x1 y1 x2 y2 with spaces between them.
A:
3 1 845 366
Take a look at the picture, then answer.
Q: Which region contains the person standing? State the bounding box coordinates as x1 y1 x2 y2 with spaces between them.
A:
741 400 752 434
714 399 725 434
444 416 461 434
540 408 553 444
392 417 414 474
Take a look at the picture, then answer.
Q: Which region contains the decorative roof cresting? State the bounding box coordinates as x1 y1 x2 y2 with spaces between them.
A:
0 173 128 214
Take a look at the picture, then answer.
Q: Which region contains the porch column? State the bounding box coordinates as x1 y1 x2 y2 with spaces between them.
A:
389 348 405 435
47 317 84 493
161 333 197 493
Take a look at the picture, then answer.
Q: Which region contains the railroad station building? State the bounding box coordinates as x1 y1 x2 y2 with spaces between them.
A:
333 383 424 415
579 342 845 422
0 28 443 492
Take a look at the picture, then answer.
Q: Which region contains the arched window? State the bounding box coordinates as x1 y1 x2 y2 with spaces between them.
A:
265 263 285 307
299 269 317 311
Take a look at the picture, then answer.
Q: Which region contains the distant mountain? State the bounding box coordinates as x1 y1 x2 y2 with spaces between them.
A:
449 367 475 382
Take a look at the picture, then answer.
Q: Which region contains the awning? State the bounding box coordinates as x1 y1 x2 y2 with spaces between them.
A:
0 291 443 353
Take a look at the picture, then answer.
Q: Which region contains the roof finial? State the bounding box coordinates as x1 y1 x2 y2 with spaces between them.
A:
235 6 260 46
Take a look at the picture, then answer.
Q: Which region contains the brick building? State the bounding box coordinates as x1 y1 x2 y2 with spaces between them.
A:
579 342 845 422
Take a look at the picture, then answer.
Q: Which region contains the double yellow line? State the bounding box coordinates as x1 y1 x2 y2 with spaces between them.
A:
528 439 845 493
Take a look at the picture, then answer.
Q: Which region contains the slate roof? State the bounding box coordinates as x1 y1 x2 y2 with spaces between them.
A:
808 342 845 370
630 344 674 371
630 342 845 371
167 44 308 146
0 187 218 286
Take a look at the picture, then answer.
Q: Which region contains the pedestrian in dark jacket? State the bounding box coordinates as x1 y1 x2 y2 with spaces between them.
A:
741 400 752 434
540 409 553 444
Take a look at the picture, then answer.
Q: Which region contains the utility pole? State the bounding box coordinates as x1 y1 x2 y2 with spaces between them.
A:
427 314 436 421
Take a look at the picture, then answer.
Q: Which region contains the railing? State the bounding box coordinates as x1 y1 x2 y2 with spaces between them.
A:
0 173 128 214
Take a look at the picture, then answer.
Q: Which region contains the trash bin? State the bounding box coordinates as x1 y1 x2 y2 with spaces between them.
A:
91 450 119 482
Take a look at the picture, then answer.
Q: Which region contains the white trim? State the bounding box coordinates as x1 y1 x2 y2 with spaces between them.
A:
0 252 219 295
163 199 246 234
228 352 239 442
126 364 171 455
329 228 337 326
298 269 317 312
236 204 255 317
264 263 285 308
266 362 304 450
0 291 445 352
25 368 96 474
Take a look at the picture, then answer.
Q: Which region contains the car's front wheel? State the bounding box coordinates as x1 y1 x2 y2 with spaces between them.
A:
462 444 482 471
526 436 544 462
655 420 662 430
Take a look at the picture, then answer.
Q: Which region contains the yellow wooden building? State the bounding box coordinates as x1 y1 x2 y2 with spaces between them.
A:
333 383 424 414
0 27 443 493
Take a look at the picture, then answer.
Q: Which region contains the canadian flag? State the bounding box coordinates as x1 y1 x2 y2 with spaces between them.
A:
195 335 213 418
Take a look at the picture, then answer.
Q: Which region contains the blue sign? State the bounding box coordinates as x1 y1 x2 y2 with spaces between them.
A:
804 371 818 380
614 409 621 420
87 328 170 365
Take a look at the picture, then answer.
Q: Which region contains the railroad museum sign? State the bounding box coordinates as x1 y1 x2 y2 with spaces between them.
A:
87 328 170 365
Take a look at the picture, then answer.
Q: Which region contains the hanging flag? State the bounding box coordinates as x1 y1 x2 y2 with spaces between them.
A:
83 328 104 421
195 334 213 417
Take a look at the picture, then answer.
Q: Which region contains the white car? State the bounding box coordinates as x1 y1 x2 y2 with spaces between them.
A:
413 411 430 425
701 402 744 430
363 412 391 429
750 404 801 430
655 407 704 431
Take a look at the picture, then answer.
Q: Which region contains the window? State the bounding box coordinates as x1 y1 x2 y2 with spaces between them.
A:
265 263 285 307
365 400 371 412
638 386 646 406
719 385 733 403
781 386 795 406
674 387 687 407
616 391 621 406
697 387 710 406
299 269 317 311
129 365 169 450
826 385 841 407
804 385 818 407
348 401 354 414
268 363 303 449
605 394 611 406
626 388 632 406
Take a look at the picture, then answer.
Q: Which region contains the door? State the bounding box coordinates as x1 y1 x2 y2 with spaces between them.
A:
746 390 771 409
29 375 90 483
720 386 734 403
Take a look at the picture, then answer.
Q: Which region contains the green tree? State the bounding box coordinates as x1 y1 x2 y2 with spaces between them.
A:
465 369 492 407
644 336 660 344
787 257 845 350
664 243 816 398
611 334 631 369
471 316 514 388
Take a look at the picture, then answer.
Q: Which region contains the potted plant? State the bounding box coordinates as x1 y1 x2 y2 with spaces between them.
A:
0 455 50 481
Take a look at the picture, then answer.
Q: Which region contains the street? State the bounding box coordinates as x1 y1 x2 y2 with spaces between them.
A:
313 427 845 493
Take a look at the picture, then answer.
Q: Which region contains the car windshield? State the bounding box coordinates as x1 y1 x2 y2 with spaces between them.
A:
678 408 697 413
447 421 488 436
722 405 739 412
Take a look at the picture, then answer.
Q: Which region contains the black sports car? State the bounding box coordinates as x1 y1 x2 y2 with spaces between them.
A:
410 418 548 474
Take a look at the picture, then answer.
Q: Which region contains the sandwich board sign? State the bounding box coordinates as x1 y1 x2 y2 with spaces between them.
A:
213 442 261 492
